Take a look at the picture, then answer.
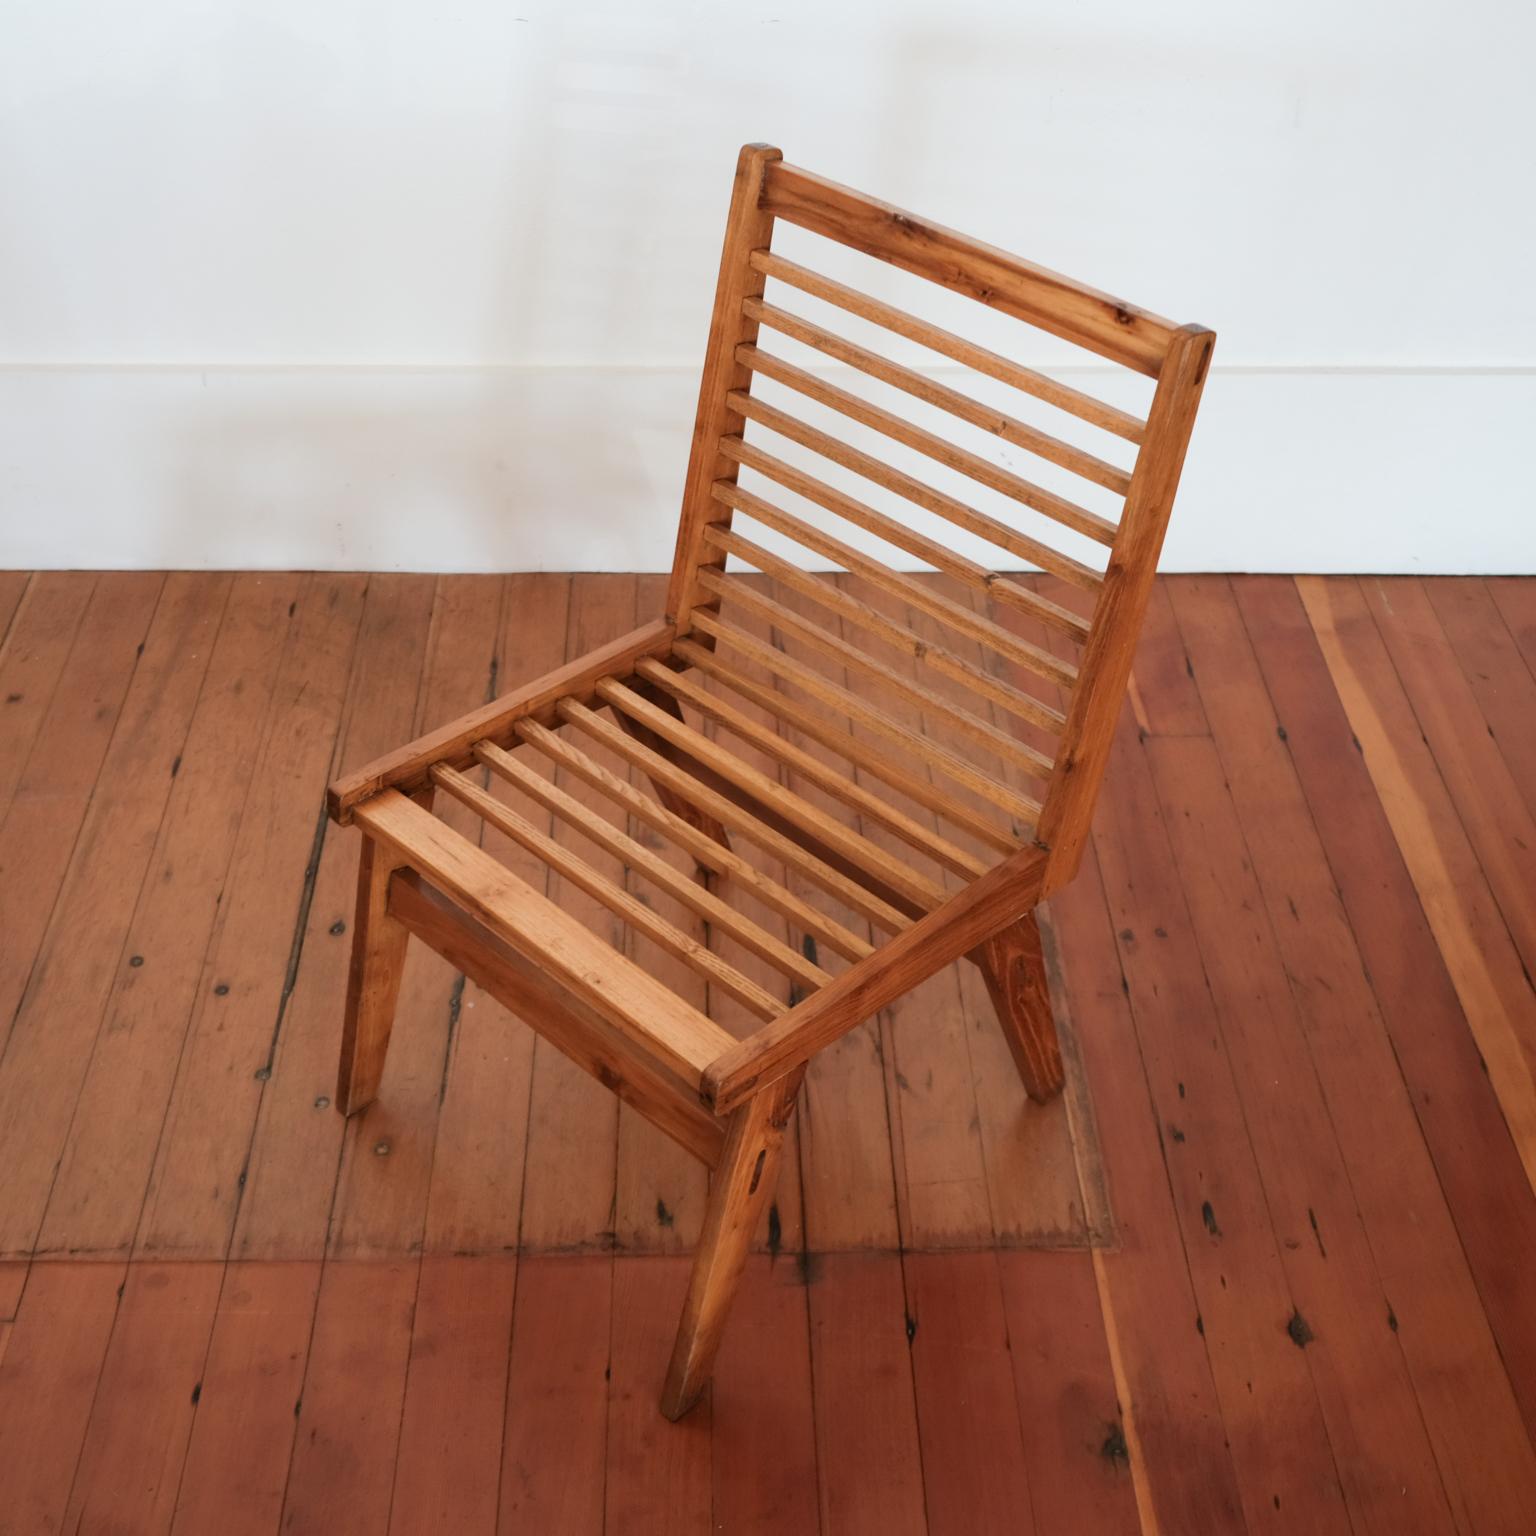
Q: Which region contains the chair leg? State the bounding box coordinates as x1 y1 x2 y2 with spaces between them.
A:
973 909 1065 1104
661 1068 802 1420
335 832 411 1116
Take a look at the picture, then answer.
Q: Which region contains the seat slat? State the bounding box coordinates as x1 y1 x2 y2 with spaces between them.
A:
712 479 1079 689
689 610 1043 825
633 656 989 880
432 763 786 1020
744 296 1133 495
514 719 874 964
722 435 1093 644
557 698 918 933
669 640 1022 856
595 677 950 913
696 568 1055 782
472 740 830 991
726 393 1104 593
352 788 735 1087
737 345 1119 547
701 525 1066 734
748 250 1147 443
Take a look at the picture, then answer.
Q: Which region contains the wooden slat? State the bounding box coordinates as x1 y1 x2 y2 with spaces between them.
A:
328 618 675 822
671 638 1021 855
726 390 1105 593
515 718 876 963
557 697 913 933
473 739 831 991
706 841 1050 1112
723 433 1094 643
634 656 989 879
698 568 1055 781
759 160 1177 376
598 675 951 910
702 526 1067 732
431 764 784 1021
690 609 1043 824
744 296 1133 495
749 249 1147 442
388 871 725 1166
736 348 1119 548
353 788 734 1086
1037 327 1215 881
599 675 946 921
712 480 1080 689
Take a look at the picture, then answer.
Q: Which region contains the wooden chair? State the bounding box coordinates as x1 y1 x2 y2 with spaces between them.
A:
326 144 1214 1419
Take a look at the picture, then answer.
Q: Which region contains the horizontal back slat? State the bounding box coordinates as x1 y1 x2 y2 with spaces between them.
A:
747 250 1147 442
742 296 1133 494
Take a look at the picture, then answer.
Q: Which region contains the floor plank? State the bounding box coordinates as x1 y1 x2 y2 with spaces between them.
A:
998 1250 1140 1536
171 1260 322 1536
62 1260 224 1535
0 1259 124 1536
0 571 94 821
710 1254 819 1533
1427 577 1536 824
281 1259 420 1535
607 1257 712 1534
390 1255 517 1536
498 1255 610 1535
808 1253 927 1536
905 1251 1036 1536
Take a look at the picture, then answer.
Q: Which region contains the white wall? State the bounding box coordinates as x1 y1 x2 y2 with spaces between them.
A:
2 0 1532 573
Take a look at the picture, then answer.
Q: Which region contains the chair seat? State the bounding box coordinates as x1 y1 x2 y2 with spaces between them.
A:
349 622 1052 1133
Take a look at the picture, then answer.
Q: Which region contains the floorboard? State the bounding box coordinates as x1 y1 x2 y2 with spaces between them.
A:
0 571 1532 1534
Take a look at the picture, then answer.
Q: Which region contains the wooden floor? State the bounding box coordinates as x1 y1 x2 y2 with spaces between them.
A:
1 570 1535 1533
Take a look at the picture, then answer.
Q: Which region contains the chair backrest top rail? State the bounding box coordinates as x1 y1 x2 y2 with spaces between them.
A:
759 161 1181 378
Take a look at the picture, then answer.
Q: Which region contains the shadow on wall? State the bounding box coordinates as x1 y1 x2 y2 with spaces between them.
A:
162 367 701 571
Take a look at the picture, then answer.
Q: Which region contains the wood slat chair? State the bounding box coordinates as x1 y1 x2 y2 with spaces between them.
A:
326 144 1214 1419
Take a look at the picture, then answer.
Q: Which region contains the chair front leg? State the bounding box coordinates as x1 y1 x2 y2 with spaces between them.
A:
661 1066 803 1420
335 830 412 1115
972 908 1065 1104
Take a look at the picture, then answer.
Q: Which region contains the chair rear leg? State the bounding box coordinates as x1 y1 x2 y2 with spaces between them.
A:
661 1068 802 1420
335 832 411 1115
973 909 1065 1104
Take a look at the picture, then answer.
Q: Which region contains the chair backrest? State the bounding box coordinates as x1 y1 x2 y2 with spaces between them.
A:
667 144 1214 890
